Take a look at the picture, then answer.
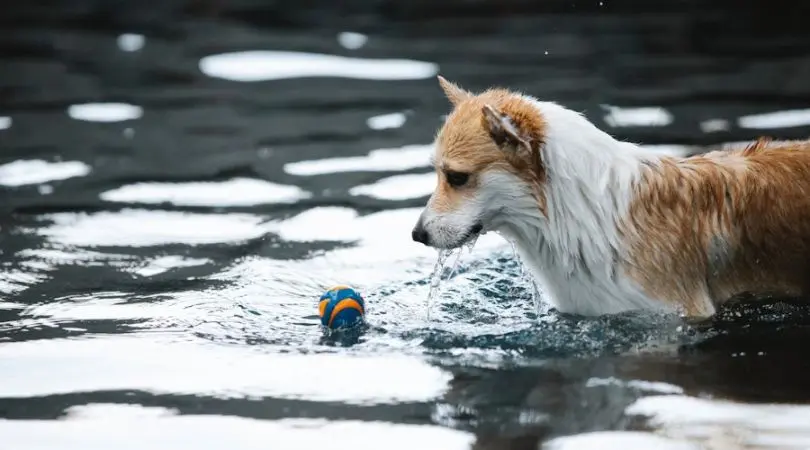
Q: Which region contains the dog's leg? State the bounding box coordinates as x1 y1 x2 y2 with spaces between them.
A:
679 288 717 328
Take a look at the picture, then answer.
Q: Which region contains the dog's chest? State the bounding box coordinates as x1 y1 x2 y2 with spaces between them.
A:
511 239 667 316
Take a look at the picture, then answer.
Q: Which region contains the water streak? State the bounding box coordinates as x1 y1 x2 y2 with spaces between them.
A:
426 249 453 321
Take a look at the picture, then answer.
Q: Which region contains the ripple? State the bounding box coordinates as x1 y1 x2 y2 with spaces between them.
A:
117 33 145 52
603 105 673 127
0 116 10 130
199 50 438 82
36 210 269 247
0 270 48 295
0 408 474 450
337 31 368 49
132 255 211 277
738 108 810 129
283 144 432 176
349 173 435 200
367 112 407 130
67 103 143 122
100 178 311 206
0 159 91 187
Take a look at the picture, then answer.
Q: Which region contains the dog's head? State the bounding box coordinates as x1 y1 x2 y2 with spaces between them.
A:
412 77 547 249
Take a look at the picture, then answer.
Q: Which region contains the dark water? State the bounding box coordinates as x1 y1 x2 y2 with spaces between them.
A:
3 1 810 448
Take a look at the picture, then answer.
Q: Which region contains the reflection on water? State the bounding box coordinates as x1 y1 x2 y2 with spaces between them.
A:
67 103 143 122
35 210 270 246
198 51 439 82
0 160 91 187
338 32 369 50
0 405 475 450
737 108 810 129
283 144 432 176
626 395 810 449
602 105 673 128
367 112 407 130
117 33 145 52
700 118 731 133
349 173 435 200
100 178 311 206
0 336 452 403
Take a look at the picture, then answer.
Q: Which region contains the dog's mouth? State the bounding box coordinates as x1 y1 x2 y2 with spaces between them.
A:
441 222 484 250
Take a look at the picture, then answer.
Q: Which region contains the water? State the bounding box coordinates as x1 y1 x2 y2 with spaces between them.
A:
4 1 810 448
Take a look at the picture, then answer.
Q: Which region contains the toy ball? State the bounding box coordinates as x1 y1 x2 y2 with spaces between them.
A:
318 285 365 330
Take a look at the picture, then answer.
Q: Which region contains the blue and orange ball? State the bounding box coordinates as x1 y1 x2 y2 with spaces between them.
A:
318 285 366 330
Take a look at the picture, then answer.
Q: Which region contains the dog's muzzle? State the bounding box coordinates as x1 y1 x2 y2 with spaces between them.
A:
412 221 430 246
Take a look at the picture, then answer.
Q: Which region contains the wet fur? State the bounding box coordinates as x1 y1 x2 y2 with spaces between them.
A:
414 76 810 320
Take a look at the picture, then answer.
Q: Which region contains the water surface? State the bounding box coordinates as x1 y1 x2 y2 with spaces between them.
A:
3 1 810 449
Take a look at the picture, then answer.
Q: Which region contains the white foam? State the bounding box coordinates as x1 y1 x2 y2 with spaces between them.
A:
100 178 311 206
0 411 474 450
367 112 407 130
543 431 699 450
349 172 435 200
0 159 91 186
337 31 368 49
0 335 452 404
198 50 438 82
603 105 673 127
67 103 143 122
37 210 269 247
0 116 10 130
117 33 145 52
284 144 432 176
738 108 810 129
626 395 810 448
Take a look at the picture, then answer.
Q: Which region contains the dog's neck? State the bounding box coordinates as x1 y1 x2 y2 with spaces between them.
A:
494 99 663 314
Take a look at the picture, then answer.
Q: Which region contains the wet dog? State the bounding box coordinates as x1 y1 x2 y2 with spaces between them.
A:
412 76 810 320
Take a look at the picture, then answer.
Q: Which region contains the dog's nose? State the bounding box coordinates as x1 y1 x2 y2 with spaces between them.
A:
412 224 429 245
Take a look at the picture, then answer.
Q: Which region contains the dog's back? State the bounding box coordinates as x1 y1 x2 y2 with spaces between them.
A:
622 138 810 317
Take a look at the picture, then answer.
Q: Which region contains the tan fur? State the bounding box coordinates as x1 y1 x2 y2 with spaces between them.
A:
434 79 548 214
623 138 810 318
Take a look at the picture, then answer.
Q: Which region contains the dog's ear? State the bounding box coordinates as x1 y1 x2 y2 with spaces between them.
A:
482 104 530 150
438 76 472 106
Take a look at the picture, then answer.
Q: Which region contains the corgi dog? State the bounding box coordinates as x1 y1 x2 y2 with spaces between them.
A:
411 76 810 320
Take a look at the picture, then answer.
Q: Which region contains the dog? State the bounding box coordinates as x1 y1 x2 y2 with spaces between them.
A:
411 76 810 321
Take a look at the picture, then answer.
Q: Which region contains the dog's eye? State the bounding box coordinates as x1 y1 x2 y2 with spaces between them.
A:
445 171 470 187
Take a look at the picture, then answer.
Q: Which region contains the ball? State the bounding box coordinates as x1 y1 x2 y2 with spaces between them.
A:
318 285 366 330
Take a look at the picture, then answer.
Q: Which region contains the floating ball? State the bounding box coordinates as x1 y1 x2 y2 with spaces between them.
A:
318 285 365 330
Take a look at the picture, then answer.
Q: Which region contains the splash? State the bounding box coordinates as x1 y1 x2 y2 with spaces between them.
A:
426 249 453 321
425 236 481 320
